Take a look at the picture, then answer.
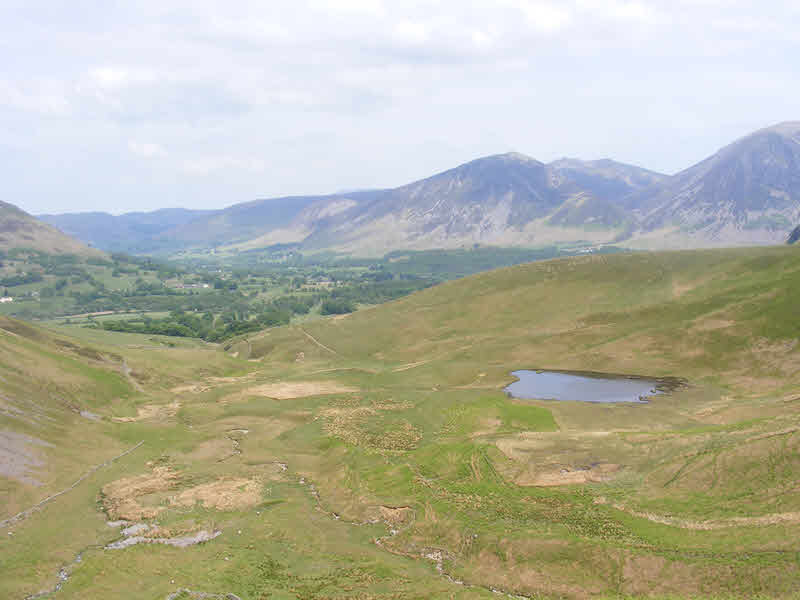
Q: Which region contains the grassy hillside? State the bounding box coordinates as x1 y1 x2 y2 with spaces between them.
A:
0 200 102 257
275 246 800 397
0 318 252 598
2 246 800 599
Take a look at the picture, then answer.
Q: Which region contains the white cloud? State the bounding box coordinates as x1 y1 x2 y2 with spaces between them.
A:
128 141 167 158
393 20 431 45
471 29 494 49
521 2 572 31
610 2 658 22
0 0 798 213
87 66 159 89
310 0 385 16
578 0 663 23
181 155 265 176
0 81 69 116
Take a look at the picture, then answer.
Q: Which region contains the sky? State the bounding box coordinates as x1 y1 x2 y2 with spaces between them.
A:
1 1 798 215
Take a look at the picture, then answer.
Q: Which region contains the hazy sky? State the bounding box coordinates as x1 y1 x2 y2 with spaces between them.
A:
2 1 798 215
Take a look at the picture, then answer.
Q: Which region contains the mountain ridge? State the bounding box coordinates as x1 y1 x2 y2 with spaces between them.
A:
39 121 800 255
621 121 800 248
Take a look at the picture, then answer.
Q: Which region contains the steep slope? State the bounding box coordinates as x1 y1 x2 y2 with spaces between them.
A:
0 201 102 256
38 208 217 253
195 123 800 253
261 246 800 395
159 194 344 249
301 153 561 253
628 121 800 247
0 316 137 586
43 155 664 256
37 121 800 255
0 318 252 599
548 157 667 201
544 159 667 229
284 154 665 254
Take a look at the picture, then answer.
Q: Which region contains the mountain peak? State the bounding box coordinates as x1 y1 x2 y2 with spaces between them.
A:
462 152 540 166
496 151 537 162
762 121 800 136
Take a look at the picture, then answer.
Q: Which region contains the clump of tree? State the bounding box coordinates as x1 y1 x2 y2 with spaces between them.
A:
99 295 316 342
320 298 355 315
788 225 800 245
0 272 43 287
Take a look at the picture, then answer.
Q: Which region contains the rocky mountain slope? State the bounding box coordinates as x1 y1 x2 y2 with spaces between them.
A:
624 122 800 248
0 200 102 256
40 122 800 256
45 155 664 255
293 153 665 254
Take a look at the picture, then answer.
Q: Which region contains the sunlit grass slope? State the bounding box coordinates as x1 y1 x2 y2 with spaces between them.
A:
276 246 800 397
240 246 800 597
2 245 800 599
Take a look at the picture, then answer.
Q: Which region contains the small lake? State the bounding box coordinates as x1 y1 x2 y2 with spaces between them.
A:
505 370 665 403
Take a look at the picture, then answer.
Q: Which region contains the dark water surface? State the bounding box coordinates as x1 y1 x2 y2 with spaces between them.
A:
505 370 665 403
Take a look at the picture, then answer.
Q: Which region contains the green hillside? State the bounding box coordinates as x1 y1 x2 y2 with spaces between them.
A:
265 246 800 398
2 246 800 599
0 200 102 256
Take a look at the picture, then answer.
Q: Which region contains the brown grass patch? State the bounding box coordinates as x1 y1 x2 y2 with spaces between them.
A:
470 417 501 438
516 463 621 487
208 374 258 385
691 318 735 332
598 498 800 530
211 415 309 439
392 361 430 372
466 541 599 599
321 399 419 451
494 431 614 462
170 384 210 394
748 337 800 375
620 552 698 597
170 477 262 511
101 466 180 520
112 401 180 423
245 381 357 399
379 506 415 526
185 438 236 462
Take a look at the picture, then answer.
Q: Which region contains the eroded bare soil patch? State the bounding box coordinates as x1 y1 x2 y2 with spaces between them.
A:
245 381 357 400
516 463 621 486
101 466 180 520
112 401 180 423
171 477 263 511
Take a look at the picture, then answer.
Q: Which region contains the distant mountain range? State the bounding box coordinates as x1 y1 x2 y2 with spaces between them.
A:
38 121 800 256
35 208 217 254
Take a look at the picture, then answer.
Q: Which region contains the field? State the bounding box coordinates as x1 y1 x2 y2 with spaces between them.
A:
2 246 800 599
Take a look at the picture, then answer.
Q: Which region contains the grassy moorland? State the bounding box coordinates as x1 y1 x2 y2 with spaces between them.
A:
2 246 800 599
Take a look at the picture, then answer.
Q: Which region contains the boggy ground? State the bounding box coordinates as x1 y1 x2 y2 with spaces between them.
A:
2 246 800 599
